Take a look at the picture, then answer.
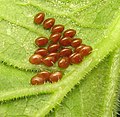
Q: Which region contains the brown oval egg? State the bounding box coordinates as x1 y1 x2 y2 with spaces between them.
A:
50 33 62 43
70 53 83 64
43 18 55 29
35 37 48 46
29 54 43 65
37 71 51 81
48 53 60 62
34 12 45 24
59 37 72 46
42 56 55 67
48 44 60 53
80 45 92 56
58 57 70 68
51 25 64 33
60 48 72 57
49 72 62 82
31 75 45 85
63 29 76 38
34 48 48 57
74 44 86 53
71 38 82 48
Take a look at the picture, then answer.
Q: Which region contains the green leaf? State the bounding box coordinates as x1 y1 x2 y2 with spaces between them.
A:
47 50 120 117
0 0 120 117
0 50 120 117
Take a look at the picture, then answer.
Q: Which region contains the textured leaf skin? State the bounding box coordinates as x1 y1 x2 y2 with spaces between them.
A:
0 51 120 117
47 50 120 117
0 0 120 117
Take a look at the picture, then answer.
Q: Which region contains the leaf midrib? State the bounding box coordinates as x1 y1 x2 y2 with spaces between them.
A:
102 50 120 117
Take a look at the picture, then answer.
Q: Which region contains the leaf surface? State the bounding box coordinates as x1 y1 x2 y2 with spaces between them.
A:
47 50 120 117
0 50 120 117
0 0 120 117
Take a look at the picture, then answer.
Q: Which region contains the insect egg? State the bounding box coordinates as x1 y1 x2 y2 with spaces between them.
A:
34 12 45 24
49 72 62 82
34 48 48 57
70 53 83 64
37 71 51 81
42 56 55 67
60 48 72 57
74 44 86 53
80 45 92 56
48 53 60 62
29 54 43 65
35 37 48 46
50 33 62 43
48 44 60 53
31 75 45 85
71 38 82 48
43 18 55 29
58 57 70 68
51 24 64 33
63 29 76 38
59 37 72 46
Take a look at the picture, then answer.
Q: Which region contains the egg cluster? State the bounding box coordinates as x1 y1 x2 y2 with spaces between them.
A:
29 12 92 85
